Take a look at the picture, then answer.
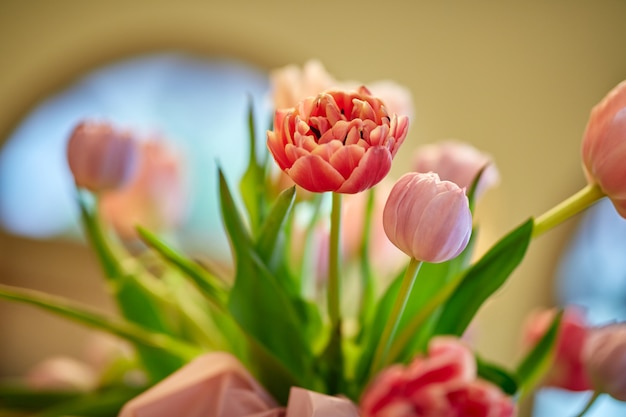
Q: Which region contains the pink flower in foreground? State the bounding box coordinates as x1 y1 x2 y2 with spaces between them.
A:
66 121 139 192
383 172 472 263
100 140 186 239
581 80 626 218
119 352 281 417
522 307 591 391
286 387 360 416
361 337 516 417
412 141 499 200
583 323 626 401
267 87 409 194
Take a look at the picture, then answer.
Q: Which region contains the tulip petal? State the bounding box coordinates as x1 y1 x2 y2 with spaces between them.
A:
329 145 365 179
287 154 345 192
337 147 392 194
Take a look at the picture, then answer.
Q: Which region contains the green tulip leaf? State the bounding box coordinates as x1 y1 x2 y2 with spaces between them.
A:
476 356 519 396
432 218 533 337
0 283 201 362
219 169 319 398
515 309 563 398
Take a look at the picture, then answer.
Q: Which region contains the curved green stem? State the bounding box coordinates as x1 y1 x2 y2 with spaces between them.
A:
533 184 605 238
328 192 342 328
369 258 423 379
574 391 602 417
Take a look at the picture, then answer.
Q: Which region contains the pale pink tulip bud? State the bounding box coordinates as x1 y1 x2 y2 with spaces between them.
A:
581 81 626 218
583 323 626 400
99 140 186 239
412 141 499 200
66 121 139 192
522 307 591 391
26 356 97 391
382 172 472 263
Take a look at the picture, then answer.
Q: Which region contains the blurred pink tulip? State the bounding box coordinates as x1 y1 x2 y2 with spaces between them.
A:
271 60 336 111
522 307 591 391
26 356 97 391
361 337 516 417
66 121 139 192
119 352 282 417
267 87 409 194
382 172 472 262
270 60 414 119
100 140 186 239
412 141 499 200
286 387 359 416
583 323 626 401
581 80 626 218
341 181 405 277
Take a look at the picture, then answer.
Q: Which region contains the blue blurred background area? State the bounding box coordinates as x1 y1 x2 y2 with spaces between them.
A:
0 53 270 259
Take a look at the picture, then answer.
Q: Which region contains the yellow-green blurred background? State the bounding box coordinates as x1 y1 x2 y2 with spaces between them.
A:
1 0 625 408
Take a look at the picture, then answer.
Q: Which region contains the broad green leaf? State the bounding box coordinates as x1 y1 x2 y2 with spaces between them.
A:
137 226 228 310
515 310 563 398
433 219 534 337
219 170 319 397
0 284 201 362
476 356 519 396
78 193 187 381
256 186 296 271
0 385 80 412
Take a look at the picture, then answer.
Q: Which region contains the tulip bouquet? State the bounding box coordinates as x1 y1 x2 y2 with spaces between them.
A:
1 62 626 417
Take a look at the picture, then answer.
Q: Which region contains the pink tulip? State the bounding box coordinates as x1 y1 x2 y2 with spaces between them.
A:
270 60 414 119
583 323 626 401
119 352 282 417
99 139 187 239
26 356 97 391
412 141 499 200
271 60 336 110
361 337 516 417
382 172 472 263
286 387 360 416
522 307 591 391
581 80 626 218
66 121 139 192
267 87 409 194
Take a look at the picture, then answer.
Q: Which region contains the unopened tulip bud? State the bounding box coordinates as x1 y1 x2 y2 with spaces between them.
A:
583 323 626 401
66 121 139 192
382 172 472 263
581 80 626 218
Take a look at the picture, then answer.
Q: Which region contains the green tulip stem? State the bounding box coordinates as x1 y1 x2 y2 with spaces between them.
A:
369 257 423 379
532 183 605 238
574 391 602 417
328 192 343 329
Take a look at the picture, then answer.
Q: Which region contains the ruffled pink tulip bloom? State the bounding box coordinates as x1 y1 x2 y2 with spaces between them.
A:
581 80 626 218
583 323 626 401
267 87 409 194
382 172 472 263
412 141 499 200
361 337 516 417
66 121 139 192
100 140 186 239
522 307 591 391
119 352 282 417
